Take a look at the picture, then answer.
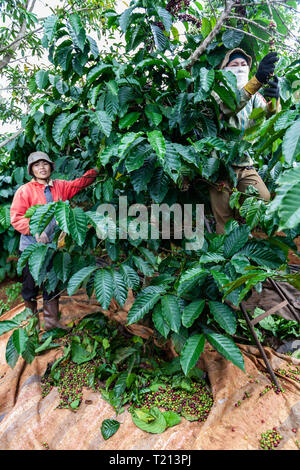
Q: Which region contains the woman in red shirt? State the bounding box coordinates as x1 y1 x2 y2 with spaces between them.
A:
10 151 98 331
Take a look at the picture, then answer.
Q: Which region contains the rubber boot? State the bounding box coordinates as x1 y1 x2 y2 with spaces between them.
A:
24 299 37 314
43 298 70 331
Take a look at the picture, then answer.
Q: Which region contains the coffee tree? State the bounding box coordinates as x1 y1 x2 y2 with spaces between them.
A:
1 0 300 373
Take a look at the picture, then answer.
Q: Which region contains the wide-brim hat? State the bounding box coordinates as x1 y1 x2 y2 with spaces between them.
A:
219 47 253 70
27 151 55 175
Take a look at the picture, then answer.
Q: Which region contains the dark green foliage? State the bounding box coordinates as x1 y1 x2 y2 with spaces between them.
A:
1 1 300 376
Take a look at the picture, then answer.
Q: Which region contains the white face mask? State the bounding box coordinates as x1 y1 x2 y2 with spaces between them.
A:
223 65 249 89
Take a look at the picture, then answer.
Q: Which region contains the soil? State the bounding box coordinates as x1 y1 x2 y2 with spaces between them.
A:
0 277 23 311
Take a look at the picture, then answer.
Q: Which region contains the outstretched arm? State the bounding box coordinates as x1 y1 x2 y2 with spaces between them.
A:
60 168 99 201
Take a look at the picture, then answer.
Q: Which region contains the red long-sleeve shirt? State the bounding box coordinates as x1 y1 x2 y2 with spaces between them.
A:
10 168 98 235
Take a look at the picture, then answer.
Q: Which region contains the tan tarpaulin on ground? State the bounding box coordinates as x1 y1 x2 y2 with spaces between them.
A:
0 290 299 450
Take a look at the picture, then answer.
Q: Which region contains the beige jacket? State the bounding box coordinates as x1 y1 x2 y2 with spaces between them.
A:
211 48 281 166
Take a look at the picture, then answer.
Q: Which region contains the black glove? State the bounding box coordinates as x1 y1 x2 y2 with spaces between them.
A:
263 75 280 99
255 52 279 84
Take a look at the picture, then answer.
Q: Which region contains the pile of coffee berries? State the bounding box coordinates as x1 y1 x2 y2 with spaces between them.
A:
269 21 276 29
41 359 103 408
259 381 285 397
260 428 283 450
132 381 213 422
276 366 300 384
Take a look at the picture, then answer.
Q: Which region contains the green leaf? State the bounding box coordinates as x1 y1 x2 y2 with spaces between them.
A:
35 70 49 90
138 247 157 267
70 399 80 409
17 244 39 276
223 225 250 258
147 130 166 162
200 253 225 264
118 132 144 158
127 286 164 325
71 341 96 364
213 84 236 111
131 407 167 433
90 110 112 137
12 308 34 325
119 112 141 130
199 67 215 92
119 7 135 33
132 256 154 277
177 266 208 296
203 328 245 372
161 295 181 333
52 113 70 146
125 143 149 172
156 7 173 33
101 419 120 440
163 411 181 428
86 63 113 83
276 180 300 230
201 17 211 38
149 166 169 203
12 328 28 355
67 266 98 296
106 80 118 96
145 104 162 127
222 29 244 48
182 299 205 328
29 203 55 236
55 201 70 233
282 119 300 165
68 207 87 246
94 269 113 310
239 241 283 269
152 302 170 338
222 271 267 302
43 15 58 42
120 264 140 290
0 320 18 337
98 144 118 166
6 334 19 368
53 252 72 283
22 338 36 364
102 178 114 202
180 334 205 376
112 270 127 307
53 43 72 71
113 371 128 397
150 24 167 51
239 197 266 230
35 336 53 353
208 301 236 335
68 13 86 51
28 245 50 282
210 270 231 294
0 205 11 228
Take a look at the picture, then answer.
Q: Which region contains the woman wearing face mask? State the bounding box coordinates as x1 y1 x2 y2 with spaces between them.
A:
209 48 280 234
